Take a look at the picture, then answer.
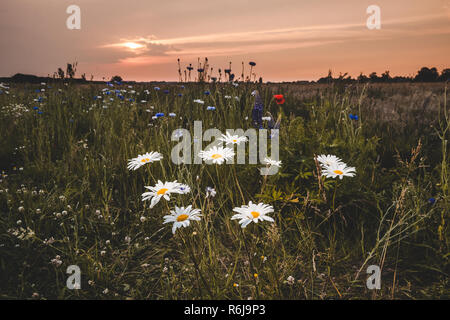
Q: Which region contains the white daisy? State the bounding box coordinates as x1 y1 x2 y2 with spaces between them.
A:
316 154 344 168
194 99 205 104
264 157 282 167
219 132 248 145
127 152 163 170
321 162 356 179
198 146 235 165
141 180 187 208
231 201 275 228
163 205 202 234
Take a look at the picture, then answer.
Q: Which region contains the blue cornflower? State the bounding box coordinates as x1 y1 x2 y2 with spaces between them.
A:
349 114 359 120
428 197 436 204
37 97 43 102
206 106 216 111
129 98 134 102
33 106 39 110
204 90 210 95
118 95 124 100
252 92 264 129
155 112 164 118
35 89 40 93
178 93 183 97
154 87 160 91
163 89 170 94
180 85 185 89
37 111 43 115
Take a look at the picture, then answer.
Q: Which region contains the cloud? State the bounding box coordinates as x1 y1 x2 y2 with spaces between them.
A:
100 12 449 67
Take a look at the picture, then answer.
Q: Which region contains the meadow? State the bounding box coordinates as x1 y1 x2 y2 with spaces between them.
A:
0 81 448 299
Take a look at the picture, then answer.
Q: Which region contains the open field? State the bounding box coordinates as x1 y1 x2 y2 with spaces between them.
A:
0 81 448 299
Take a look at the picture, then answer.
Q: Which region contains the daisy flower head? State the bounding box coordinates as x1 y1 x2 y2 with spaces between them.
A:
198 146 235 165
127 152 163 170
219 132 248 145
163 205 202 234
316 154 344 169
231 201 275 228
263 157 282 168
321 162 356 180
141 180 187 208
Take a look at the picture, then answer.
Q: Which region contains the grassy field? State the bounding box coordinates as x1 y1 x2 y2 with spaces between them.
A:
0 81 448 299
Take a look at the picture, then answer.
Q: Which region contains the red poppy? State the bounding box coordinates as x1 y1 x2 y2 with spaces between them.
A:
274 94 285 104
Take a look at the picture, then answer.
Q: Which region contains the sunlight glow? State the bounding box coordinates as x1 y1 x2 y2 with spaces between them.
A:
123 42 145 49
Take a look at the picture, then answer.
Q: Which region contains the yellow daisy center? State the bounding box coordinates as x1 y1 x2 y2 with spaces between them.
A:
251 211 260 218
333 170 343 175
176 214 189 222
141 158 150 163
157 188 168 195
211 154 223 159
233 139 237 142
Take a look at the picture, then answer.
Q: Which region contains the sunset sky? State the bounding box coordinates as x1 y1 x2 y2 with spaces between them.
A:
1 0 449 82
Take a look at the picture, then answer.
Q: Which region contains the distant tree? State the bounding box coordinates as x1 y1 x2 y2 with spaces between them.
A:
414 67 439 82
57 68 65 79
111 75 123 82
438 68 450 82
357 73 369 83
369 72 379 82
381 71 391 82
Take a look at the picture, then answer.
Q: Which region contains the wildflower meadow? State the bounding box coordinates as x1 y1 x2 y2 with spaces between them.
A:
0 80 448 300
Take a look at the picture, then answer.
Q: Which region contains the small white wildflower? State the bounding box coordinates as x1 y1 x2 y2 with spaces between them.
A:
286 276 295 285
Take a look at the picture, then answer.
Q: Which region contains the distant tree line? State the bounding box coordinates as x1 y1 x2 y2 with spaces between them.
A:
1 66 448 84
317 67 449 84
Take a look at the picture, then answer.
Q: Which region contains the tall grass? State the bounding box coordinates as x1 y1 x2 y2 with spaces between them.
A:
0 82 448 299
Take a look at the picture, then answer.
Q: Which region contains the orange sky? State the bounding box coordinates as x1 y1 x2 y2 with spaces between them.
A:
1 0 449 81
